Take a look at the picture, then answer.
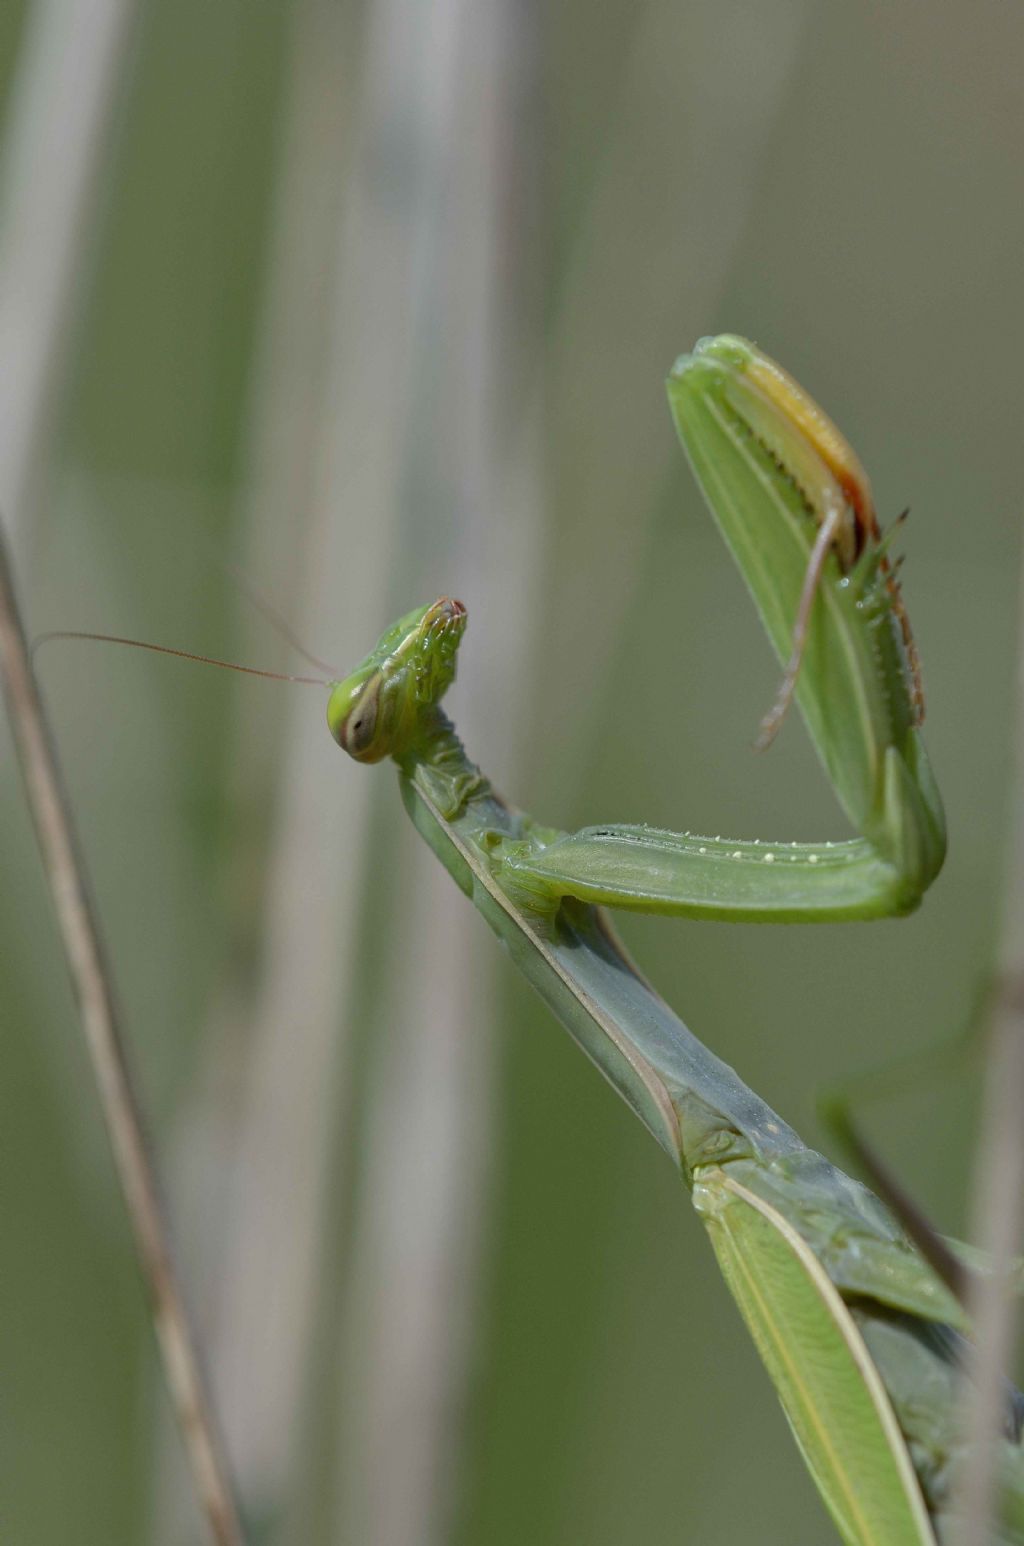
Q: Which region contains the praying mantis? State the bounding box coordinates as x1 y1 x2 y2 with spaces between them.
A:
327 337 1022 1543
3 333 1017 1542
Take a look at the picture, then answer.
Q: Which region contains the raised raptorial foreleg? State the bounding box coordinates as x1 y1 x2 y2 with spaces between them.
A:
497 335 945 922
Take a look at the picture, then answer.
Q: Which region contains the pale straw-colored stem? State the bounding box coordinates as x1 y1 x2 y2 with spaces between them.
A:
0 523 245 1546
956 548 1024 1542
958 996 1024 1544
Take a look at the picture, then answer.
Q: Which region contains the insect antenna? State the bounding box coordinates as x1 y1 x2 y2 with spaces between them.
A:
31 630 331 686
221 560 340 676
139 521 341 676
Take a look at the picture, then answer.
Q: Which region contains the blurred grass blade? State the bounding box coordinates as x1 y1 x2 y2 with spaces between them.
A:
0 0 135 539
0 524 245 1545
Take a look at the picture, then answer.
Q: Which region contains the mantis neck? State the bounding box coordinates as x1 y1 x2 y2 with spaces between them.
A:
397 708 496 823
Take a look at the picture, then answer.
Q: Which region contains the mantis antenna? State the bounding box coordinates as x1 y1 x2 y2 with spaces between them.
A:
31 630 331 686
220 559 341 677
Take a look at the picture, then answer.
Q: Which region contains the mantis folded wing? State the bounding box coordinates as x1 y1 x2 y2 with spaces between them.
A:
328 340 1021 1542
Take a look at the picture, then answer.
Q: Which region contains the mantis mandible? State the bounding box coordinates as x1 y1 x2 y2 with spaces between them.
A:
327 338 1024 1544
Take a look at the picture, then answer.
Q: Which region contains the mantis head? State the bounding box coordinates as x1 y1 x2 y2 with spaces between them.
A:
328 597 467 762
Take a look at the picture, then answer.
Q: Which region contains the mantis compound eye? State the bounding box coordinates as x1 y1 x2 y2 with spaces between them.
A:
328 672 385 761
342 684 379 757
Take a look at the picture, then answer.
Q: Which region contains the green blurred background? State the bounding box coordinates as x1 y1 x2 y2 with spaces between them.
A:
2 2 1022 1542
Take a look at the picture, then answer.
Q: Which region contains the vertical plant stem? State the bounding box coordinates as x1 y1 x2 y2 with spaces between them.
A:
957 551 1024 1542
155 4 365 1531
307 0 547 1538
959 998 1024 1544
0 523 245 1546
0 0 135 537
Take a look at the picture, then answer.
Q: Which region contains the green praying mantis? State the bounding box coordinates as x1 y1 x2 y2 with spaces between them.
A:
326 336 1022 1544
6 332 1017 1542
